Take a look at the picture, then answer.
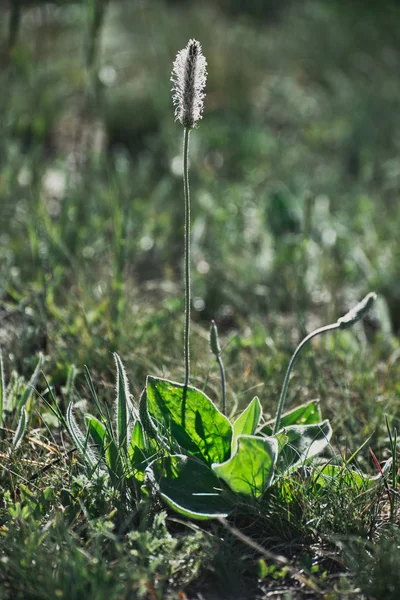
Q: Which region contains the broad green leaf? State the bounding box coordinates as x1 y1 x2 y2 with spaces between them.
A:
148 454 232 519
276 420 332 473
130 420 145 451
232 397 262 452
114 353 132 455
259 400 322 435
212 434 278 497
12 408 28 450
260 400 322 436
146 376 232 464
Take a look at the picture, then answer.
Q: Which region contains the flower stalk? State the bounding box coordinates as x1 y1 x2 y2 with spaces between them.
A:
183 126 191 390
171 39 207 401
272 292 377 435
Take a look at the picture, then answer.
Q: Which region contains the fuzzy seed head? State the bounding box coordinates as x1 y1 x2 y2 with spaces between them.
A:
337 292 377 329
171 39 207 129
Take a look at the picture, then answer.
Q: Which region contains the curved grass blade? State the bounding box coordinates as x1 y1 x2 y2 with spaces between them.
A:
12 407 28 450
40 373 68 430
84 365 106 421
66 402 97 470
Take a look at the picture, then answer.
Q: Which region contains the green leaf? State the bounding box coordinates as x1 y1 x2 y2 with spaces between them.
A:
87 415 107 456
87 415 127 479
130 420 145 451
148 454 232 519
276 420 332 473
66 402 97 470
139 389 157 440
105 434 122 479
232 397 262 452
12 408 28 450
312 464 374 492
260 400 322 436
113 353 133 455
146 376 232 464
129 420 149 479
212 435 278 497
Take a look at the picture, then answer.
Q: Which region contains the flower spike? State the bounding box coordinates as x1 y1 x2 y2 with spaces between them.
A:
171 39 207 129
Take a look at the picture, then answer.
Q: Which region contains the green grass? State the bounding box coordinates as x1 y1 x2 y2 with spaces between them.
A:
1 0 400 598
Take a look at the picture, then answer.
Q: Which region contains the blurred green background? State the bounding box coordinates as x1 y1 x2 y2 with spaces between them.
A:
1 0 400 391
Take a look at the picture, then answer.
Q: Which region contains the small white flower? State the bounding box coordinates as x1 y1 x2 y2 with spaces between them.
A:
171 39 207 129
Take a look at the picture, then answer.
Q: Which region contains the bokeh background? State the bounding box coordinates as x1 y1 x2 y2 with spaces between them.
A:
1 0 400 400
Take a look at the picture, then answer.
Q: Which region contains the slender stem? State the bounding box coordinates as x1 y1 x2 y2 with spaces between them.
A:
272 322 340 435
183 127 191 390
217 354 227 415
9 0 21 52
181 127 191 428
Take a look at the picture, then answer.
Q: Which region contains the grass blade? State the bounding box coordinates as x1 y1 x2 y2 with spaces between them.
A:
12 407 28 450
66 402 97 470
84 365 106 420
40 373 68 430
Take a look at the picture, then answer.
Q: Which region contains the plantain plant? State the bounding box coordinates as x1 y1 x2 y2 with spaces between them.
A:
42 40 381 520
44 291 377 519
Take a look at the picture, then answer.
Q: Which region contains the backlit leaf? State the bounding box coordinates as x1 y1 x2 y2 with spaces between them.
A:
148 454 232 519
212 434 278 497
146 376 232 464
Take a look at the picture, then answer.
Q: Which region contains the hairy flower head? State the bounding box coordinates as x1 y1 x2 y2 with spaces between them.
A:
171 39 207 129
